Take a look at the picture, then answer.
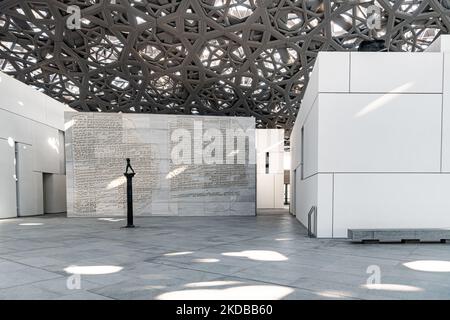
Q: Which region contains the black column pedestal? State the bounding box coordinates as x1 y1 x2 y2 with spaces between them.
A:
124 172 136 228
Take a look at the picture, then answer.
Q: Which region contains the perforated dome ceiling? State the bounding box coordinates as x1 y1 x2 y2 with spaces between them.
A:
0 0 449 132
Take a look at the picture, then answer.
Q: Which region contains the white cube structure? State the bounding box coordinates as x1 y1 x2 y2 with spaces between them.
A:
290 35 450 238
256 129 285 209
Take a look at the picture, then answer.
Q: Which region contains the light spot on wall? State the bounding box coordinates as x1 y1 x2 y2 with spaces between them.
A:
64 119 74 131
47 137 60 154
106 176 126 190
7 137 14 147
355 82 414 118
165 166 187 179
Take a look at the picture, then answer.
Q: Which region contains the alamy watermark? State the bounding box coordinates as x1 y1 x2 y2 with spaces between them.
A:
66 1 383 31
66 273 82 290
366 264 382 285
367 4 382 31
66 6 81 30
170 121 255 165
66 1 116 30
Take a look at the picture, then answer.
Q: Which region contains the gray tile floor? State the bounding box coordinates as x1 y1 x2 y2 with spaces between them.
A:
0 210 450 300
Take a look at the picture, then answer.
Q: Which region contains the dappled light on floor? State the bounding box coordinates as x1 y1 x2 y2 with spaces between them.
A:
222 250 288 261
192 258 220 263
275 238 293 241
156 285 294 300
315 290 350 299
163 251 193 256
64 265 123 275
362 283 423 292
19 223 44 226
403 260 450 272
98 218 125 222
3 213 450 299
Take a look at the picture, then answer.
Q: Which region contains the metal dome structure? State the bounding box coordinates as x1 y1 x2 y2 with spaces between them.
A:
0 0 449 134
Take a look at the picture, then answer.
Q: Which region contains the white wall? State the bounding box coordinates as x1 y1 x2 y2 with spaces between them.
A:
0 71 71 218
318 93 442 173
0 72 68 131
290 35 450 238
303 98 319 178
0 139 16 219
441 51 450 172
350 52 443 93
333 174 450 237
256 129 285 209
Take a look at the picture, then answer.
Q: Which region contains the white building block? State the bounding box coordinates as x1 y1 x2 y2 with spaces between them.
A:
350 52 443 93
318 93 442 173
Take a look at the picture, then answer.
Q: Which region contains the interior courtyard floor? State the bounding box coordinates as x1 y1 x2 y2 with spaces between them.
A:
0 210 449 300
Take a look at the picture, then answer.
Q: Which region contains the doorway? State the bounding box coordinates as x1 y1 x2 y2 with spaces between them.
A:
16 142 43 217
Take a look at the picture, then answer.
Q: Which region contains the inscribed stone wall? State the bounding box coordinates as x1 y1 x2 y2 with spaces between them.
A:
65 113 255 216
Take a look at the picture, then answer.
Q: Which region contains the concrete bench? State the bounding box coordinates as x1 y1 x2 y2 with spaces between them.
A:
348 229 450 243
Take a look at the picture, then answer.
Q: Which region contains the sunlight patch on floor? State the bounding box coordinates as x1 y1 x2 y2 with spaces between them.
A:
222 250 288 261
403 260 450 272
64 265 123 275
362 283 423 292
156 285 294 300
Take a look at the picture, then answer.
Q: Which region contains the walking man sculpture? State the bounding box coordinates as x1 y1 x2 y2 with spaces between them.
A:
124 158 136 228
125 158 135 174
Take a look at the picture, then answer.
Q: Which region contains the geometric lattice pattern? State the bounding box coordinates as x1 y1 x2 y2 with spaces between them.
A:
1 1 449 134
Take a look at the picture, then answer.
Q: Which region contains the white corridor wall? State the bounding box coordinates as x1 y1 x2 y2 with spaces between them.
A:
0 71 72 218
